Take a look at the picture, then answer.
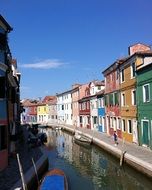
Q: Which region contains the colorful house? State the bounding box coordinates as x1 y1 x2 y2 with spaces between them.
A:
0 15 20 170
21 99 38 124
89 80 105 130
27 101 38 124
47 96 57 124
71 84 81 127
97 90 105 132
119 43 151 143
79 86 91 129
56 89 73 125
102 59 124 138
136 55 152 149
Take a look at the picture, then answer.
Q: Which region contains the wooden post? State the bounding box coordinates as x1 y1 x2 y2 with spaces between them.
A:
120 137 126 167
32 157 40 186
16 153 27 190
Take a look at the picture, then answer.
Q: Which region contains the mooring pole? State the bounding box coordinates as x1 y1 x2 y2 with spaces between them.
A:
32 157 40 186
16 153 27 190
120 137 126 167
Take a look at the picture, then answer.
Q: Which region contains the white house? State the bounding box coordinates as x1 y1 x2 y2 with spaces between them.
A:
56 89 73 125
89 80 105 130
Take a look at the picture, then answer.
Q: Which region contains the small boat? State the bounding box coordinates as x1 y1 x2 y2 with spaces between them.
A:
39 168 68 190
74 133 92 147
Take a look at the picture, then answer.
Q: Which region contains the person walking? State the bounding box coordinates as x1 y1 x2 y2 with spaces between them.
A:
113 131 118 146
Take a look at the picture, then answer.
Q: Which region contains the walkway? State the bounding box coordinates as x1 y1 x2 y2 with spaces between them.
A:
49 123 152 179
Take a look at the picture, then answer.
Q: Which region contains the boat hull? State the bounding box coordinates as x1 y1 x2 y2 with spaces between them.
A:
39 168 68 190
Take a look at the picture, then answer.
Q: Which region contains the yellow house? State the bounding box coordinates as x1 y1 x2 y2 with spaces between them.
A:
37 103 49 125
119 43 150 143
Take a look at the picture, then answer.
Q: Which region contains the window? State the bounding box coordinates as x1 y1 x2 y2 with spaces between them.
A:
0 33 7 50
0 125 7 150
99 97 104 108
93 116 97 124
143 84 150 102
87 116 90 124
128 120 132 133
122 119 126 132
121 93 125 106
0 77 5 98
113 117 116 130
80 116 82 123
131 62 136 78
117 118 121 130
109 93 113 106
110 117 113 128
104 95 108 106
121 68 125 82
116 69 119 80
99 116 102 125
132 90 136 105
62 105 64 110
114 92 119 105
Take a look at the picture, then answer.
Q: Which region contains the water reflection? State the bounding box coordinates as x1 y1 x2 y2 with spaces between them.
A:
43 128 152 190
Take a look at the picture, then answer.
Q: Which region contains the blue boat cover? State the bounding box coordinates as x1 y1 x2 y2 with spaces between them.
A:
40 175 64 190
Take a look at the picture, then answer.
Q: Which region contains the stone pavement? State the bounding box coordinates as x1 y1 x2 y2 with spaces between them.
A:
0 125 42 190
49 123 152 178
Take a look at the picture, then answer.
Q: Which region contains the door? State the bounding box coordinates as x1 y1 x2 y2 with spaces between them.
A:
142 120 149 146
132 119 138 144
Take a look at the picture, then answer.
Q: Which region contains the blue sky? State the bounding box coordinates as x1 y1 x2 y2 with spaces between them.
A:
1 0 152 99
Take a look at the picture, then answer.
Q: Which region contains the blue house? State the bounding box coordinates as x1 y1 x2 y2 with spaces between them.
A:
0 15 13 171
97 90 105 132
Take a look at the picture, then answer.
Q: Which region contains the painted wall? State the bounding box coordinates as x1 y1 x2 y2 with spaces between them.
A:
120 57 137 143
104 65 121 137
72 87 79 126
137 64 152 149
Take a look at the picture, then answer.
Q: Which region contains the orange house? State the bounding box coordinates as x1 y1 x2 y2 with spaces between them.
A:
119 43 151 143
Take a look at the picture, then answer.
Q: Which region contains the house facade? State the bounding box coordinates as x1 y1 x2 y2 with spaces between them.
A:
37 103 48 125
27 103 37 124
57 90 73 125
89 80 105 130
119 43 151 143
79 86 91 129
0 15 21 171
0 15 12 171
136 54 152 149
97 90 105 132
102 60 123 138
71 84 81 127
47 96 57 124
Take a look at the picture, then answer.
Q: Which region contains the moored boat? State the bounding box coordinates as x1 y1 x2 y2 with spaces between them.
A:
38 168 68 190
74 133 92 147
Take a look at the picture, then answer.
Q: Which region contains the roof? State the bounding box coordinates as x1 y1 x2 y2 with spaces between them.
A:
89 80 105 87
102 58 127 75
96 89 105 96
56 88 73 97
42 96 56 103
0 15 13 32
21 99 39 107
119 50 152 68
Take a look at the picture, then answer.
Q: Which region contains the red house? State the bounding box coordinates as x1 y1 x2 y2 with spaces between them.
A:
78 87 91 129
102 59 125 138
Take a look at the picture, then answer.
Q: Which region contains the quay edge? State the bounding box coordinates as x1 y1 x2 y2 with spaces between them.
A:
52 124 152 179
11 153 48 190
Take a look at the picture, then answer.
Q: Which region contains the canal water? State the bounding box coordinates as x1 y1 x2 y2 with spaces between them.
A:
42 128 152 190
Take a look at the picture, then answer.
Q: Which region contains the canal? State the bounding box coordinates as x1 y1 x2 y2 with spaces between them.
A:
42 128 152 190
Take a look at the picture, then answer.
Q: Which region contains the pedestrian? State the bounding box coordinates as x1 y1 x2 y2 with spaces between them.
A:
113 131 118 146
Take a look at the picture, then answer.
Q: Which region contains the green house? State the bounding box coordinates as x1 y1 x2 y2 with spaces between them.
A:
137 61 152 149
